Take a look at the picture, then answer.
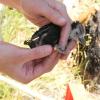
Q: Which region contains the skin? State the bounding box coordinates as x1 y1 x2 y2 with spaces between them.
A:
0 41 61 83
0 0 76 83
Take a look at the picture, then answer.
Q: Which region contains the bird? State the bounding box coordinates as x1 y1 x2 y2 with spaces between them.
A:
24 22 85 54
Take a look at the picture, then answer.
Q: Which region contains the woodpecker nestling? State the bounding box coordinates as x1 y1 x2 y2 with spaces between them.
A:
24 22 85 54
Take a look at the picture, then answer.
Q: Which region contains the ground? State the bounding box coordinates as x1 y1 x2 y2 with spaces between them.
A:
0 0 100 100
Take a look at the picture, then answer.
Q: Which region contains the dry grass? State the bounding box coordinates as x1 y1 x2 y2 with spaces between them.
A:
0 0 100 100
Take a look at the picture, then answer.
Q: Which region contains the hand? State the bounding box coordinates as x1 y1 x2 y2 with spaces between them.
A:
0 0 76 59
20 0 76 57
0 41 60 83
20 0 66 26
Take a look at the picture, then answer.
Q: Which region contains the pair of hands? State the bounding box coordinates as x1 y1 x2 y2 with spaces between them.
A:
0 0 76 83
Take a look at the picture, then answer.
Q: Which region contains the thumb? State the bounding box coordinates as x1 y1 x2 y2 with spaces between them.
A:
21 45 52 63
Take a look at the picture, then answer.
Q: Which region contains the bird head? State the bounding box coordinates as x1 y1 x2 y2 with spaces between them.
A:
70 21 86 45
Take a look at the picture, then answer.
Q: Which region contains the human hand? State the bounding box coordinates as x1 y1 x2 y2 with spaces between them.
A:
20 0 67 26
20 0 76 59
0 41 60 83
0 0 76 59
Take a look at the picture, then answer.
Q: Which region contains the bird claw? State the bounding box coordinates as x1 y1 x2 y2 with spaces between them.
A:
55 44 66 54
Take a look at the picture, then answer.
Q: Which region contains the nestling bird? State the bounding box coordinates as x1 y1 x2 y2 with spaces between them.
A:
24 22 85 54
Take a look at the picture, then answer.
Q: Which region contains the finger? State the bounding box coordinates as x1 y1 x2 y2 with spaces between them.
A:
47 1 71 49
61 40 77 60
24 14 50 26
30 18 50 27
31 51 60 79
45 0 57 9
34 59 43 64
36 16 50 26
54 2 72 49
54 2 69 19
59 24 71 49
42 52 60 72
20 45 53 63
41 4 66 26
59 9 71 48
